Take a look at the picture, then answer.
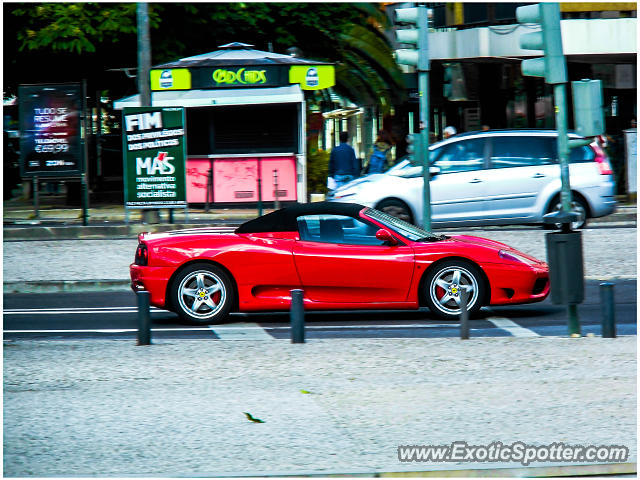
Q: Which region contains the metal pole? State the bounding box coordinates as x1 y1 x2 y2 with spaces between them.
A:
205 161 213 212
418 5 431 231
33 176 39 219
95 91 102 177
290 289 305 343
459 289 469 340
257 176 263 216
554 83 581 335
81 79 90 226
567 304 581 337
273 169 280 210
553 83 573 218
600 282 616 338
137 290 152 345
136 3 151 107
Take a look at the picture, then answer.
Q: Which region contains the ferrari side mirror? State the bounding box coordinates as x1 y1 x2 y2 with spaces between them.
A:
376 228 398 246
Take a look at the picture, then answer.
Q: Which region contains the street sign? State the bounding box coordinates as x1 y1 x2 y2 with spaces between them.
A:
122 107 187 209
18 83 83 178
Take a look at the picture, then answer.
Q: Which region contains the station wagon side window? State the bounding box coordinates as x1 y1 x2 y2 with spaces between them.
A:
490 136 555 169
297 214 388 246
433 138 486 173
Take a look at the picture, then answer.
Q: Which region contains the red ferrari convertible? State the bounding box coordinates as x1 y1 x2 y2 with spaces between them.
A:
130 202 549 324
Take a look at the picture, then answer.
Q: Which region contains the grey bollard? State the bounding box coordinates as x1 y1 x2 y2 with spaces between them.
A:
459 289 469 340
600 282 616 338
137 291 152 345
290 289 305 343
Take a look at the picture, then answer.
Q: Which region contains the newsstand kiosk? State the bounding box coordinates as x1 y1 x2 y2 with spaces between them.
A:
114 42 335 205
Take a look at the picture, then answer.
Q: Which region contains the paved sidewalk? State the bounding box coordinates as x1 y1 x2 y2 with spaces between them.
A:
3 197 636 241
3 336 636 476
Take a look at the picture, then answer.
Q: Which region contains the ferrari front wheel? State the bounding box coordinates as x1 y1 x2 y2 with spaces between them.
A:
170 263 234 325
424 260 485 320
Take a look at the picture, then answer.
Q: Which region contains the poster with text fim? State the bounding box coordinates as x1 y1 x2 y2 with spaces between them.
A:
122 107 187 209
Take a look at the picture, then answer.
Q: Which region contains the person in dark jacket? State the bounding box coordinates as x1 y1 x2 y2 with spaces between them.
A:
328 131 359 190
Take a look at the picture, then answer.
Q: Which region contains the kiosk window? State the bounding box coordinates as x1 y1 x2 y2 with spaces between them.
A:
186 104 298 155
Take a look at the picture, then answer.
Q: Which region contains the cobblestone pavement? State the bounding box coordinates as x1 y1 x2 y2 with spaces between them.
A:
3 337 636 476
3 227 636 283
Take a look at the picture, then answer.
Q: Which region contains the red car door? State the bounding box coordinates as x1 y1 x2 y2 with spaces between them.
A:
292 214 414 303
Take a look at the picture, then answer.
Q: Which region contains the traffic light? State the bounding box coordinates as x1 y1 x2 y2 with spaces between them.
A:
516 3 567 84
394 6 429 71
406 133 423 166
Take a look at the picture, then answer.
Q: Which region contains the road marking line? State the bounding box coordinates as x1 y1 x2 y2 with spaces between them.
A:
4 307 164 315
209 322 275 341
4 328 213 334
486 317 540 337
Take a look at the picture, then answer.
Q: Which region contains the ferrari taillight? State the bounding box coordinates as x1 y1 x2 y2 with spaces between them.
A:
135 243 149 266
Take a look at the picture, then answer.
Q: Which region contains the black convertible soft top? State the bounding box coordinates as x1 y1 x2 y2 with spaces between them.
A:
235 202 367 233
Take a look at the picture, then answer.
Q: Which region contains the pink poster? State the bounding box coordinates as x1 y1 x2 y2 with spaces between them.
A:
186 156 297 204
259 157 297 201
212 158 259 203
186 158 211 203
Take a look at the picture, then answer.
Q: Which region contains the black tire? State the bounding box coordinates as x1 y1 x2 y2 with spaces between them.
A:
544 195 589 230
169 263 234 325
376 198 414 224
423 260 486 320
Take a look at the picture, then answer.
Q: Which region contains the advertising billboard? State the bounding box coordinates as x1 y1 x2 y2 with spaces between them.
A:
122 107 187 209
18 83 83 177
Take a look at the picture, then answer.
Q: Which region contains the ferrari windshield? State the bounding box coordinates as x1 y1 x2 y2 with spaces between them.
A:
365 208 445 242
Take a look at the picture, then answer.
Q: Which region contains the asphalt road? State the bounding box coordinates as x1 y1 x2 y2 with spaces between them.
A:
4 279 636 340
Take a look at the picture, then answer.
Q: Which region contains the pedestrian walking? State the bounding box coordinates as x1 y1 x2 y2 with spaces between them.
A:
367 130 393 174
328 131 359 190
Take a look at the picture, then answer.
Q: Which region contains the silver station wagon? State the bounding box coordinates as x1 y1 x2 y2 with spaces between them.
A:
329 130 616 229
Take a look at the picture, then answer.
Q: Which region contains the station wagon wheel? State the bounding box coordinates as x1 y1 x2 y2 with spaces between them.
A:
424 260 485 320
376 198 414 224
170 263 234 325
545 196 588 230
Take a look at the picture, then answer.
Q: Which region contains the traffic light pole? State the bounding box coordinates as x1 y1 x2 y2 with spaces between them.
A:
419 70 431 231
553 83 573 216
395 5 431 230
553 82 581 336
417 6 431 232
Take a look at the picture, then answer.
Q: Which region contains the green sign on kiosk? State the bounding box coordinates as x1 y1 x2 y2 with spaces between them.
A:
122 107 187 209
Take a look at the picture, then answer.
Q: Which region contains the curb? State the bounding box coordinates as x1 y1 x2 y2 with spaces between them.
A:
153 462 637 477
3 280 131 294
2 222 244 241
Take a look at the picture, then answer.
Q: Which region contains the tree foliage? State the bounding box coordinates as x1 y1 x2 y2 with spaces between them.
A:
10 3 155 54
5 3 405 109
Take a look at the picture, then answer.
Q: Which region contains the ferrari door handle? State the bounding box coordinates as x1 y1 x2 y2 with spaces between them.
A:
532 173 546 178
469 179 482 183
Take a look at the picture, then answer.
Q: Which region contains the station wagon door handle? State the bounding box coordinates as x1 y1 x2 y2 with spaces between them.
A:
469 179 483 183
532 173 546 178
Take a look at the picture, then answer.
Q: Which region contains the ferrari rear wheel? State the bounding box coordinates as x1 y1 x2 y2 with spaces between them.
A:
424 260 485 320
170 263 234 325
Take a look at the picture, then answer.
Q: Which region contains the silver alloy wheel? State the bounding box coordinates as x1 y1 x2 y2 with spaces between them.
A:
429 265 479 316
177 269 227 320
550 200 587 230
